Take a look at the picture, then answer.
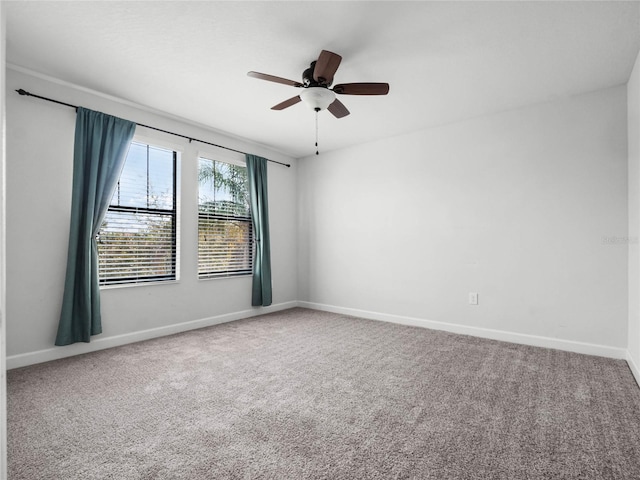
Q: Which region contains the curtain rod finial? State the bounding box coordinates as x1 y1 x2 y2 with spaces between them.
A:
16 89 29 96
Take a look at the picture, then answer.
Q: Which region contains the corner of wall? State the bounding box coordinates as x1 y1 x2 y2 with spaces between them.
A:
628 47 640 387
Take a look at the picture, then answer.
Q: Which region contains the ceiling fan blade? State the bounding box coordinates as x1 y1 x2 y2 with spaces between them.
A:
271 96 302 110
333 83 390 95
327 99 350 119
313 50 342 85
247 71 303 88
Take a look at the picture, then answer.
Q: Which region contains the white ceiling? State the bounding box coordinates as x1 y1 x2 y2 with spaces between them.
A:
5 1 640 159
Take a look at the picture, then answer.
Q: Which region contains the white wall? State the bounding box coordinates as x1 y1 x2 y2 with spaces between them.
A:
298 86 628 356
5 67 298 367
628 49 640 382
4 65 633 368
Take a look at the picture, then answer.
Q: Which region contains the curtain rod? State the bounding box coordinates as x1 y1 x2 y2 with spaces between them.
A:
15 88 291 168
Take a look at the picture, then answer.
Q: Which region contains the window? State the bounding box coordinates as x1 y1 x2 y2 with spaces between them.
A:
97 141 178 285
198 157 253 278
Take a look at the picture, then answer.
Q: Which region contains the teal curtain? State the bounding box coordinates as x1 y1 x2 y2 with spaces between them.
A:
55 108 136 346
246 154 272 307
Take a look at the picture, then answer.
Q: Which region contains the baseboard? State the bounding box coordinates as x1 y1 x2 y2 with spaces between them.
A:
7 301 298 370
9 300 631 370
298 301 628 360
626 351 640 387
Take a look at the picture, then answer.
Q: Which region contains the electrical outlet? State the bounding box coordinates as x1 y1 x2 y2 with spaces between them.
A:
469 292 479 305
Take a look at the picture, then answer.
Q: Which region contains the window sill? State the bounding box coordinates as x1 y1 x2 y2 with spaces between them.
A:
100 279 180 290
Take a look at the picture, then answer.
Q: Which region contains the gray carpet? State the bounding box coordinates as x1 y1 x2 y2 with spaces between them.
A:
7 308 640 479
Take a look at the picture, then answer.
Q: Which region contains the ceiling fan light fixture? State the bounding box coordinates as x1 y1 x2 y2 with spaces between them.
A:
300 87 336 111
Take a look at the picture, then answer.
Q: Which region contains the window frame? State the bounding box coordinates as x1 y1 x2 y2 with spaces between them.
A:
197 150 253 280
97 137 181 288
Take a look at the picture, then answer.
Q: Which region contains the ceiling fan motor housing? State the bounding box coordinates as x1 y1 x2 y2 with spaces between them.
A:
303 61 332 87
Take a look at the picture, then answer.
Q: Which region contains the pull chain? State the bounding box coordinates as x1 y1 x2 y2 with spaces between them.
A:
315 109 319 155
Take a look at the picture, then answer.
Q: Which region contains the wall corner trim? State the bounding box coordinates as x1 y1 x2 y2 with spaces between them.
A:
626 351 640 388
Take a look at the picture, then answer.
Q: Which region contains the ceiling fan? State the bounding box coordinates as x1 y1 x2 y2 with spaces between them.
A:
247 50 389 119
